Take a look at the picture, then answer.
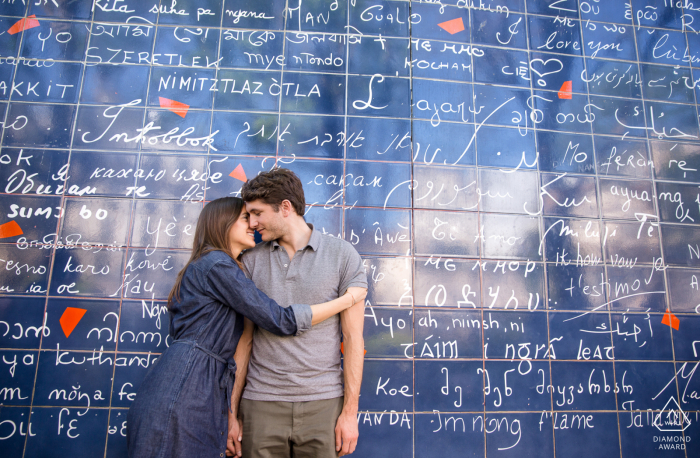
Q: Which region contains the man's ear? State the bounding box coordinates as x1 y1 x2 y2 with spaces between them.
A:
280 200 293 217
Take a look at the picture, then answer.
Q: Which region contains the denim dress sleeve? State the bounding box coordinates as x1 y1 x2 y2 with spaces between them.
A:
205 259 312 336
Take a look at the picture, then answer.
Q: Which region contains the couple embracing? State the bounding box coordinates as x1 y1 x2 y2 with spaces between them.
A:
127 168 367 458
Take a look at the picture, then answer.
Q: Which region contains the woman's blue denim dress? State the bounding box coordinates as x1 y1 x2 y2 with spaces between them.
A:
126 250 311 458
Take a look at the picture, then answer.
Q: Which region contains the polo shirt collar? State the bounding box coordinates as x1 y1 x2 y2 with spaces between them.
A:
269 223 320 252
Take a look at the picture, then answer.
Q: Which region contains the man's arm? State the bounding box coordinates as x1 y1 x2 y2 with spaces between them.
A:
335 296 365 456
227 318 254 457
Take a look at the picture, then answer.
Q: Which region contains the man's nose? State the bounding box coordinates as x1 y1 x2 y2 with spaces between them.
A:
249 216 258 228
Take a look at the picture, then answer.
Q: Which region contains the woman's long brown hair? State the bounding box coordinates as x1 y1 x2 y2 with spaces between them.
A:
167 197 245 307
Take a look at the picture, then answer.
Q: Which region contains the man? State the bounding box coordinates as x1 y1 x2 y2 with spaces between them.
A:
227 168 367 458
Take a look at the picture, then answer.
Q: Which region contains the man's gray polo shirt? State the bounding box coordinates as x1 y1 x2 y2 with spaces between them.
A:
241 225 367 402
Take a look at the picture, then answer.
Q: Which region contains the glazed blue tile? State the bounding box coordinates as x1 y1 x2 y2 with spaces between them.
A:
585 59 642 98
485 412 553 458
414 210 479 256
666 268 700 313
348 75 410 118
470 10 527 49
304 206 342 236
410 3 470 42
527 0 579 18
284 159 344 204
0 194 62 241
540 173 598 217
141 109 213 152
343 208 410 255
134 154 206 200
414 309 482 358
284 0 347 34
130 200 199 249
277 115 344 158
0 296 46 348
218 28 283 69
0 64 14 101
537 131 595 174
1 1 27 17
0 148 69 195
474 47 529 87
0 245 50 295
414 258 480 308
631 0 683 29
414 79 474 123
344 161 410 208
86 21 155 65
81 64 148 106
415 412 484 457
617 361 678 410
42 298 120 351
480 213 540 260
73 105 144 151
362 257 412 306
476 126 537 170
221 0 285 29
415 361 484 412
553 412 620 457
689 30 700 68
529 52 586 93
528 15 583 56
116 299 170 353
589 95 646 138
20 20 89 61
209 111 278 154
580 1 633 23
636 27 690 65
607 266 667 312
410 39 473 82
59 197 133 246
345 117 411 161
148 67 215 109
0 350 37 405
364 307 413 358
50 249 125 297
354 414 413 458
595 137 652 179
484 361 553 412
483 311 549 359
153 25 220 67
0 18 22 60
25 408 109 458
156 0 223 27
611 312 673 360
641 64 695 103
0 407 31 457
481 261 546 311
360 360 412 411
106 409 129 458
533 91 593 134
548 311 614 361
348 37 409 77
479 168 538 214
673 315 700 360
412 120 476 166
348 0 411 36
582 20 637 60
650 140 700 183
29 1 92 19
599 178 654 219
472 84 528 127
66 151 138 198
619 411 687 458
92 1 158 23
118 249 189 300
112 354 159 408
604 221 661 264
657 182 700 223
13 62 82 103
551 361 617 410
546 264 608 311
285 32 346 73
662 224 700 267
412 165 478 210
3 103 75 148
282 72 346 114
204 156 269 200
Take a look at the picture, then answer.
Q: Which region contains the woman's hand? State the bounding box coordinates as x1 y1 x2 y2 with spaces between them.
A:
226 414 243 457
345 286 367 307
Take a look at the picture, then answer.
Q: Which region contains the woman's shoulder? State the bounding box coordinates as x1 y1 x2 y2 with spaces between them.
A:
191 250 236 273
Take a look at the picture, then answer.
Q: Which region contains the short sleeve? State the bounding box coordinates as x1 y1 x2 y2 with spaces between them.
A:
338 244 367 294
204 259 312 336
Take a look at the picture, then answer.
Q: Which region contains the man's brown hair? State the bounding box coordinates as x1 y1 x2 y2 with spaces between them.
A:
241 168 306 216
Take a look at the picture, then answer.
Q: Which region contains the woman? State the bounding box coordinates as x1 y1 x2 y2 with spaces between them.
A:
126 197 364 458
